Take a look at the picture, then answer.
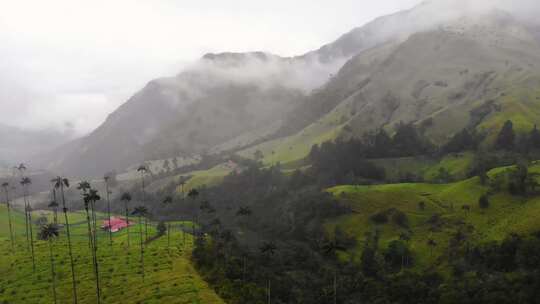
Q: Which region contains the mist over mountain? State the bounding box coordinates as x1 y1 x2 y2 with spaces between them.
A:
0 123 73 166
36 0 540 177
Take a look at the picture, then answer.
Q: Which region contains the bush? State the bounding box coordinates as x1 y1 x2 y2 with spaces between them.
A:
478 194 490 209
392 210 409 228
370 211 389 224
157 221 167 236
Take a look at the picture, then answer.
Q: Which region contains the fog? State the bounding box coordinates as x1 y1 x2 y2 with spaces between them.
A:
1 0 539 161
0 0 422 137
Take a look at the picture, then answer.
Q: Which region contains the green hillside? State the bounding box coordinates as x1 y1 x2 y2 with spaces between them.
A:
0 206 223 304
326 162 540 271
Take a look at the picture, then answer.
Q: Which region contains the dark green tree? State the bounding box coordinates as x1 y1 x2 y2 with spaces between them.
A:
478 194 490 209
495 120 515 150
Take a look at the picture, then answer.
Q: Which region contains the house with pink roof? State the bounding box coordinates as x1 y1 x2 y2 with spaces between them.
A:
101 217 132 233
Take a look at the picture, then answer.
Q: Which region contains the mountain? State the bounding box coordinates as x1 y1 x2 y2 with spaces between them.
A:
239 10 540 164
39 0 540 177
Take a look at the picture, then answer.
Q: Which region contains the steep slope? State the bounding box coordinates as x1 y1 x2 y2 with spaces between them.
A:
241 11 540 165
40 0 540 177
39 53 335 177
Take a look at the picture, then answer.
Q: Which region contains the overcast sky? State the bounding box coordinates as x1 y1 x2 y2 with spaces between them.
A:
0 0 422 136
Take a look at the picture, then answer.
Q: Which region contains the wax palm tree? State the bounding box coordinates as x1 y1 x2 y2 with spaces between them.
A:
132 206 148 281
321 239 346 304
399 232 411 268
78 181 98 246
104 174 113 246
188 188 200 235
78 181 93 249
162 196 173 249
52 176 78 303
427 238 437 258
259 241 277 304
83 188 102 303
20 176 35 271
2 182 14 248
137 165 148 240
120 192 132 247
49 189 59 225
39 223 59 304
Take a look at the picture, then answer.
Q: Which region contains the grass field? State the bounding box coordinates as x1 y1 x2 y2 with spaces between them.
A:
326 163 540 271
0 205 223 304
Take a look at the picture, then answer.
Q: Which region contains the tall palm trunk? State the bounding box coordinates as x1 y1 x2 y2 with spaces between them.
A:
84 205 99 301
105 182 112 246
140 173 147 242
145 218 148 242
267 279 271 304
88 201 101 304
125 203 130 248
23 185 35 271
27 203 36 272
3 188 14 248
138 215 145 282
23 192 30 251
167 222 170 249
333 271 337 304
48 239 58 304
90 201 98 251
60 183 78 304
52 189 58 225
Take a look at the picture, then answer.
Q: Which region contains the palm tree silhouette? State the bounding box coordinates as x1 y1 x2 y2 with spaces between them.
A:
104 174 113 246
427 238 437 258
48 188 59 225
137 165 148 241
188 188 200 235
259 241 277 304
321 239 346 304
39 223 59 304
162 196 173 249
52 176 78 303
132 206 148 281
20 176 35 271
78 181 99 247
83 188 102 303
399 232 411 268
2 182 14 248
120 192 132 248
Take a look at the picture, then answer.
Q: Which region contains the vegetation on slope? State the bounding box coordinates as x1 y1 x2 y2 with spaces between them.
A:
0 206 223 304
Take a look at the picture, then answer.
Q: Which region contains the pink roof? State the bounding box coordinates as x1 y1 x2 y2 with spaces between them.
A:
102 217 132 233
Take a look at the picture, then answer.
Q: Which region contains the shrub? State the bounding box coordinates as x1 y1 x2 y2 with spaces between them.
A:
392 210 409 228
479 194 490 209
157 221 167 236
370 211 389 224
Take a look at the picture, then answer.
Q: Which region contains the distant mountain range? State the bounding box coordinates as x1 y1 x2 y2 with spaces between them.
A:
35 0 540 177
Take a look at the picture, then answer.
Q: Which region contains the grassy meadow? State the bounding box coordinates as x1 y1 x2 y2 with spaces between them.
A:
0 205 223 304
326 162 540 271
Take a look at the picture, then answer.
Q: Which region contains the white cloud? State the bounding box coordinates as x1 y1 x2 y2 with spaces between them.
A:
0 0 438 135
